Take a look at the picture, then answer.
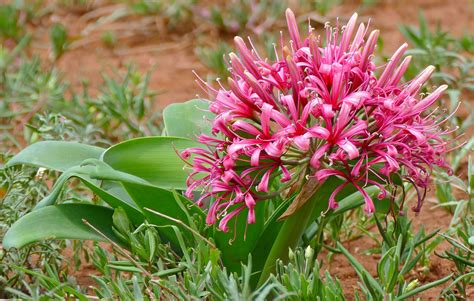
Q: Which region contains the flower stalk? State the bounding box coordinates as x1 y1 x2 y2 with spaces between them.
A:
257 184 323 286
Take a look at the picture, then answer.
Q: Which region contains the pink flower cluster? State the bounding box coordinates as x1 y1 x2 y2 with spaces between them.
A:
182 9 453 232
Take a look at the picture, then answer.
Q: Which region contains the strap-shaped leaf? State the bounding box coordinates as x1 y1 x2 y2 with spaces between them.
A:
33 161 146 224
250 198 291 281
333 185 384 215
163 99 213 139
83 181 144 225
122 182 204 247
102 137 201 190
6 141 104 171
213 201 266 273
3 204 119 250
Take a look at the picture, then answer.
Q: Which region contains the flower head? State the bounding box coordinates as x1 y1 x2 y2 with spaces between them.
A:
183 9 453 232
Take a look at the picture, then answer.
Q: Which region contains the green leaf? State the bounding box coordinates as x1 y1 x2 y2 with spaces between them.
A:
107 264 142 273
257 181 331 287
163 99 213 138
85 181 144 225
102 137 201 190
250 198 291 284
333 185 386 215
122 182 204 247
214 202 266 273
6 141 104 171
8 265 89 301
33 163 145 224
3 204 119 250
468 236 474 246
309 177 356 221
50 23 68 59
337 241 384 296
396 273 452 300
112 207 132 235
35 159 147 214
440 272 474 297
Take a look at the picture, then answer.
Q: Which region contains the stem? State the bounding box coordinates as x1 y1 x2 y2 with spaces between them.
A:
256 186 323 286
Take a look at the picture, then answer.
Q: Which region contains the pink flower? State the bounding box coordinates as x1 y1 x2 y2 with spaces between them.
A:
182 9 453 231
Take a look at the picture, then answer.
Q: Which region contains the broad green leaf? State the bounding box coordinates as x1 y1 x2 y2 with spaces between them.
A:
317 174 392 219
250 198 291 283
163 99 213 139
102 137 201 190
102 181 140 212
33 162 146 224
214 201 265 273
6 141 104 171
83 181 144 225
3 204 119 250
34 161 149 208
333 185 385 215
469 236 474 246
309 176 356 221
122 182 204 247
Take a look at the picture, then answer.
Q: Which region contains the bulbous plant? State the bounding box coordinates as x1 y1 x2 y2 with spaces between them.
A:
182 9 453 282
2 8 454 293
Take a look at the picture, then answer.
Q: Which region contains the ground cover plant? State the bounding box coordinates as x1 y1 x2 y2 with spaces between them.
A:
0 1 473 299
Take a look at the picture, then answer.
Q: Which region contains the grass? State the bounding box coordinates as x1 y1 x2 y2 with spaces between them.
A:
0 1 473 299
